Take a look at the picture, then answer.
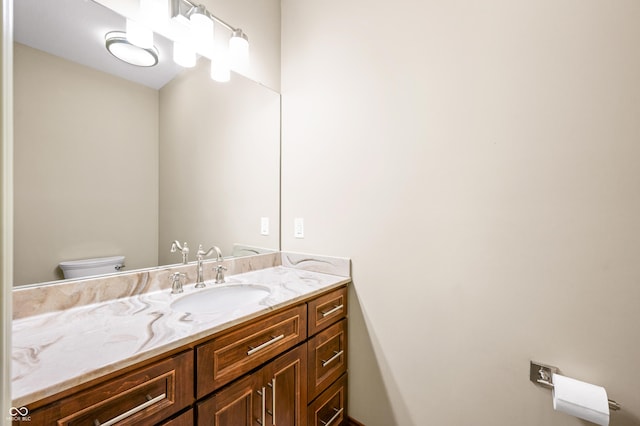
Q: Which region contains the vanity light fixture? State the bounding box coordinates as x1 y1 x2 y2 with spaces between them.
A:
105 31 159 67
170 0 250 79
189 4 214 56
125 18 154 49
173 40 196 68
229 29 249 72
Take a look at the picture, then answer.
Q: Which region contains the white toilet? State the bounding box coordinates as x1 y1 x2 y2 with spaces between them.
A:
58 255 125 279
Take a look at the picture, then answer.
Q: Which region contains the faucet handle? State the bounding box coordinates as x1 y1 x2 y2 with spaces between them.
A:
213 264 227 284
169 272 186 294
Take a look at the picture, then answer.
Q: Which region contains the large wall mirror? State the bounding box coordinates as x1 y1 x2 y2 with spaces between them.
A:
13 0 280 286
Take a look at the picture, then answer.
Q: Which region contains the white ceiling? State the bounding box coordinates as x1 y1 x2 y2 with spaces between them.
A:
14 0 185 90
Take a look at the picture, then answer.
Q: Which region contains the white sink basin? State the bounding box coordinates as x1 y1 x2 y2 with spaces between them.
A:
171 284 271 314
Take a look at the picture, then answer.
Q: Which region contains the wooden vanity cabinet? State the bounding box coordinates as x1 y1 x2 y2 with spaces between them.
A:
195 285 348 426
15 284 349 426
196 344 307 426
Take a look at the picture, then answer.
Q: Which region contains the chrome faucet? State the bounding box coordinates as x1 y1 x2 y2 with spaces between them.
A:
212 246 226 284
169 272 186 294
195 244 217 288
170 241 190 264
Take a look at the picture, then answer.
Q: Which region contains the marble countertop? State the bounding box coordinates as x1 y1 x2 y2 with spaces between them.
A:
12 266 350 407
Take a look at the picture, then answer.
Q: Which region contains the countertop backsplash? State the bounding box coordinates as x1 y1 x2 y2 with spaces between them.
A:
13 252 282 320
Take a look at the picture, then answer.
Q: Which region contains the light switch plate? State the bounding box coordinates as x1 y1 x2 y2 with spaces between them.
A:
294 217 304 238
260 217 269 235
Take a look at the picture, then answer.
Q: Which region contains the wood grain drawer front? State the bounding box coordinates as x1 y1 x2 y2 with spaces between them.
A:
28 351 193 426
308 319 347 402
308 373 347 426
308 287 347 336
197 304 307 398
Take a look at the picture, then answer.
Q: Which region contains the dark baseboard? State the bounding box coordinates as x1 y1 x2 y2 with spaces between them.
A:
348 417 365 426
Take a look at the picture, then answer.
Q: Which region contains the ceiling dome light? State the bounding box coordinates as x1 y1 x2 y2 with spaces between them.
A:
229 29 249 72
105 31 159 67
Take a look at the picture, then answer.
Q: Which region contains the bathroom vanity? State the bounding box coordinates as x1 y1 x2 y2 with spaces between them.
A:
11 253 350 426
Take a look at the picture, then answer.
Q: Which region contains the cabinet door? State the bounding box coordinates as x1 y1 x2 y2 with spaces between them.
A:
197 374 261 426
262 344 307 426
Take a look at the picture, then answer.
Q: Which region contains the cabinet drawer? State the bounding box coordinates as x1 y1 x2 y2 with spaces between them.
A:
196 304 307 398
307 319 347 402
307 373 347 426
308 287 347 336
27 351 193 426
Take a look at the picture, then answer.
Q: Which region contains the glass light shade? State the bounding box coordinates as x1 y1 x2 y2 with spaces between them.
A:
211 56 230 82
126 18 154 49
229 30 249 72
173 41 196 68
190 7 214 55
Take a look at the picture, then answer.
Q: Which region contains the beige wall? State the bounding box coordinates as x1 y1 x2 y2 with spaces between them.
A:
158 60 280 265
13 43 159 285
281 1 640 425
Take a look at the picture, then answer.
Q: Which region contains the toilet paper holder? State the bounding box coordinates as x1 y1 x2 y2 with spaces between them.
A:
530 361 621 411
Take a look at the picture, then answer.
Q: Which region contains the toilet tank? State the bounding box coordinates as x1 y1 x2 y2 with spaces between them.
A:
58 255 125 279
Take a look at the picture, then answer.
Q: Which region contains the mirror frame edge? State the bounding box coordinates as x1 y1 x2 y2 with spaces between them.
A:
2 0 13 415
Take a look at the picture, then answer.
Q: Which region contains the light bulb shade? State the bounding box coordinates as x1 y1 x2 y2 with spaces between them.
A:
211 56 230 82
126 18 154 49
229 29 249 72
190 5 214 55
173 41 196 68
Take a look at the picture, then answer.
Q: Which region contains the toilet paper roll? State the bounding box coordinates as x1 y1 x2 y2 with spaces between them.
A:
552 373 609 426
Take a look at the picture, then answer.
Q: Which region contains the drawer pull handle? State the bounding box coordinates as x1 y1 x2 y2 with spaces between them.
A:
248 334 285 356
256 386 266 425
321 350 344 368
321 304 343 318
320 407 343 426
93 393 166 426
266 377 276 421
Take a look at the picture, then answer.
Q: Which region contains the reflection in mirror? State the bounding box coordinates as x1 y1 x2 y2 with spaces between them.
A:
13 0 280 286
